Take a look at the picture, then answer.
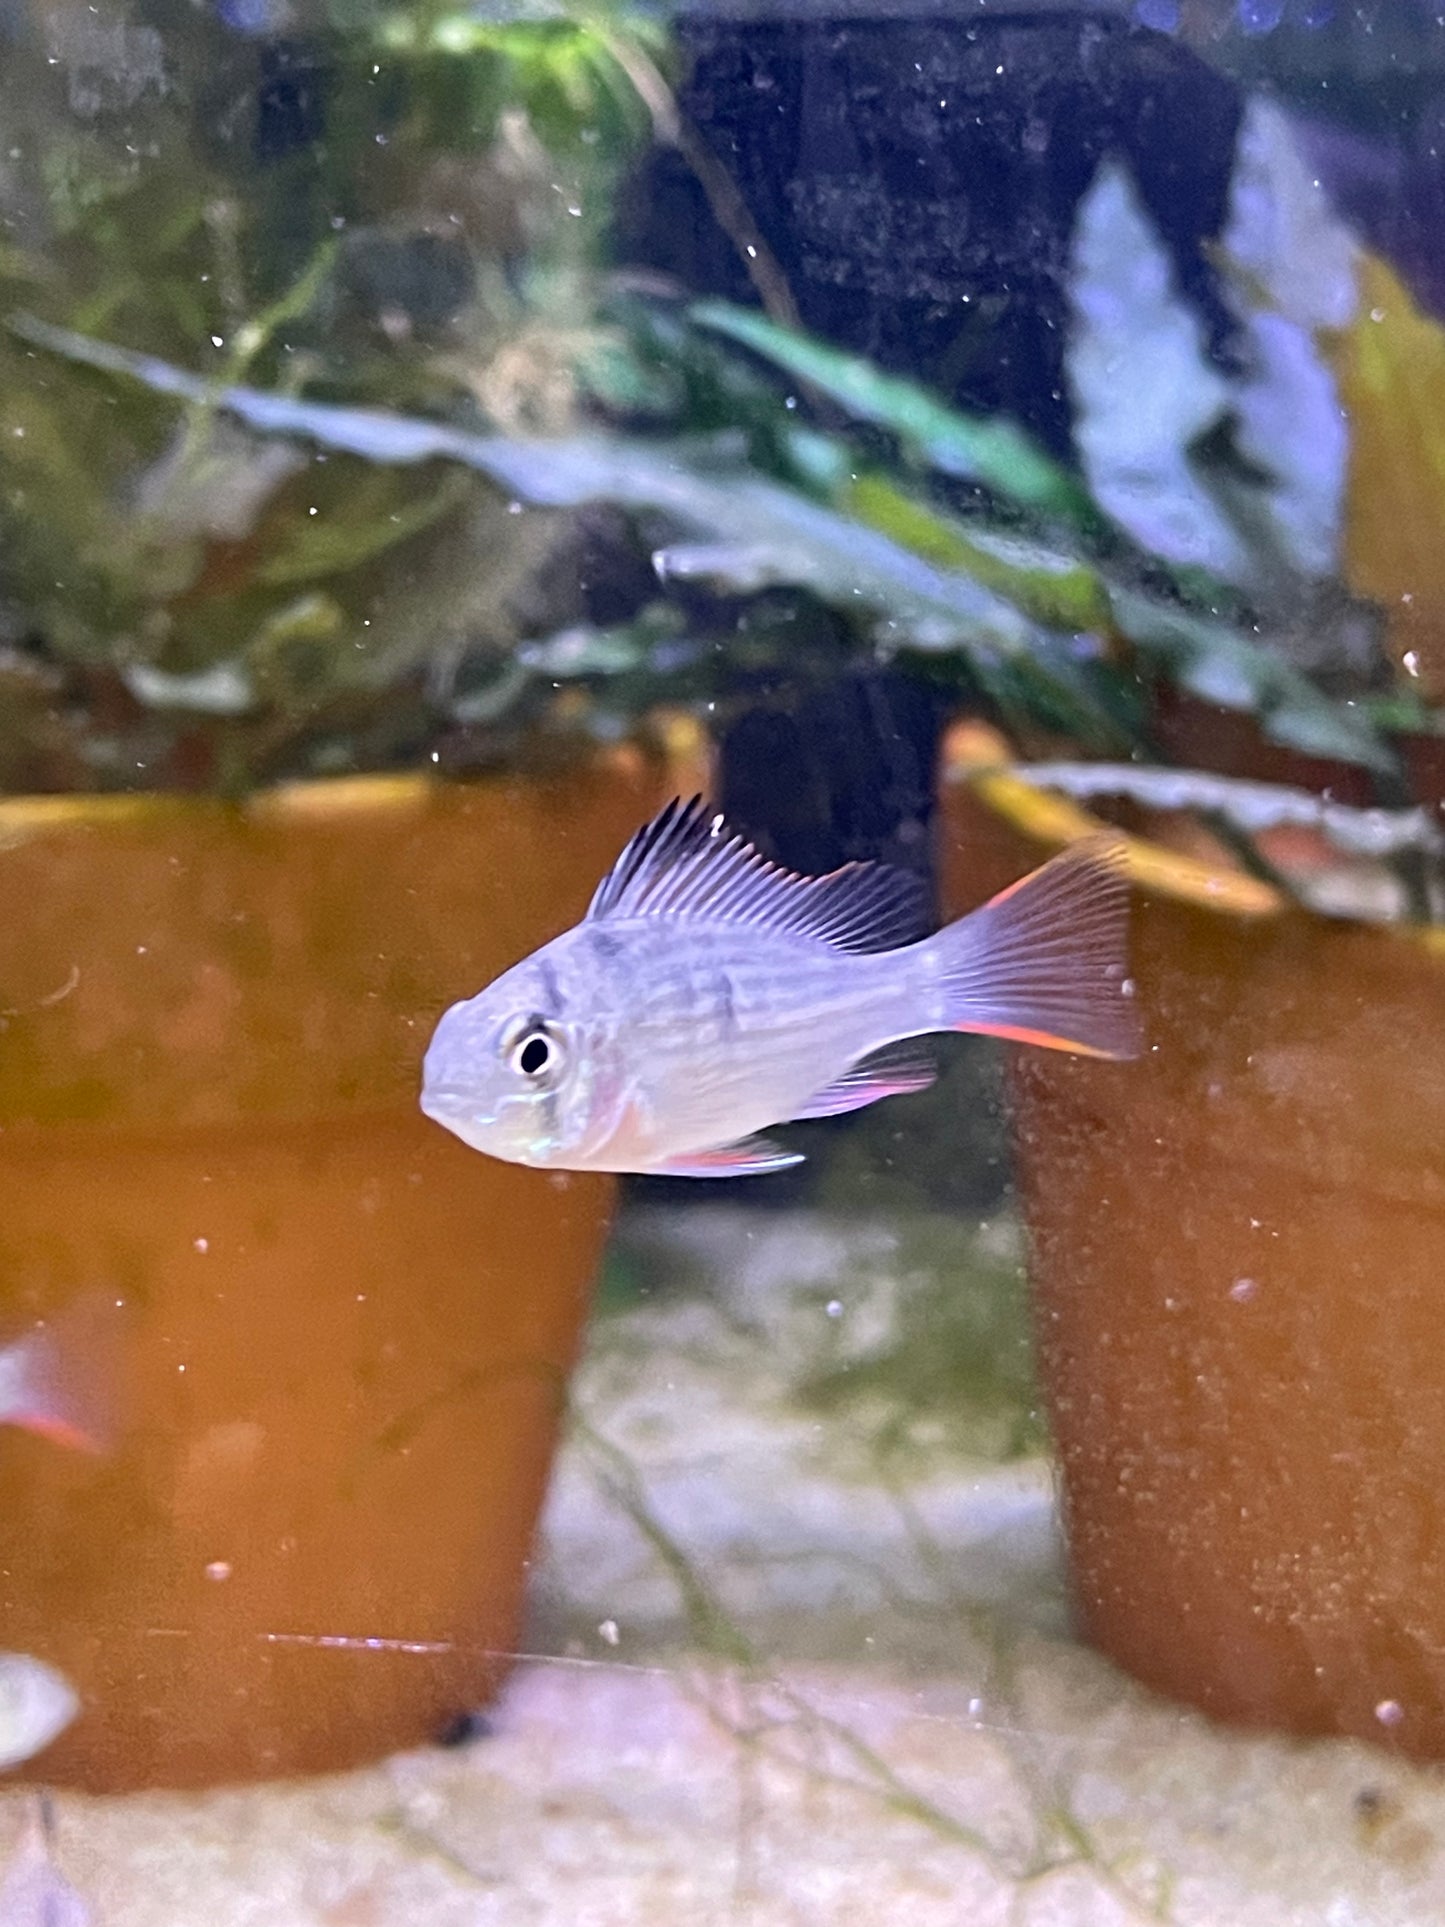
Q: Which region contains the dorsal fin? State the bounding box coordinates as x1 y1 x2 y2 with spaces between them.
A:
586 796 931 955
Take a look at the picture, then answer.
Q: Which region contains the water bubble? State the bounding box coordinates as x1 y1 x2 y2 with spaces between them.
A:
826 1299 844 1319
1375 1699 1405 1728
205 1561 232 1582
597 1619 619 1647
1229 1278 1258 1304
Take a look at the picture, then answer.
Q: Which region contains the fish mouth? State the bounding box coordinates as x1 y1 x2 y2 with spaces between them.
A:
420 1090 509 1159
420 1085 481 1124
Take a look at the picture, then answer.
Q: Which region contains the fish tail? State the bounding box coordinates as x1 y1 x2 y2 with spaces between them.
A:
928 837 1142 1060
0 1293 124 1455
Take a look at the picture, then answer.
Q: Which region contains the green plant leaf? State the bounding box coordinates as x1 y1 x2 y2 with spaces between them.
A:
844 474 1111 632
690 299 1099 529
16 315 1404 782
253 467 471 587
11 318 1044 660
1109 586 1398 774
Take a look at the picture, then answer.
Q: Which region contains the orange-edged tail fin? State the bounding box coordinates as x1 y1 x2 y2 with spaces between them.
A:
0 1292 127 1455
932 837 1142 1061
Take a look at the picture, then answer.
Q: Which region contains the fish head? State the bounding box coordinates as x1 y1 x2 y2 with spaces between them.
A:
420 941 602 1168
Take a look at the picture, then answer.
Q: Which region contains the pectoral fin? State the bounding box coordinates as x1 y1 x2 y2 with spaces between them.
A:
789 1042 937 1120
644 1135 804 1178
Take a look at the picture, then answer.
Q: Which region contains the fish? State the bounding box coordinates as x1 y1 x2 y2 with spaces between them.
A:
0 1659 78 1774
420 795 1140 1177
0 1295 123 1456
0 1797 91 1926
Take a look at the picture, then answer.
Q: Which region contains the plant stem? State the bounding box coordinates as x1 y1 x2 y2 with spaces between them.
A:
585 16 801 331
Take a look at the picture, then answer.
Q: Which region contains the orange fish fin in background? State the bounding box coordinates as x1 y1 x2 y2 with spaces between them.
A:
0 1291 126 1455
934 837 1141 1061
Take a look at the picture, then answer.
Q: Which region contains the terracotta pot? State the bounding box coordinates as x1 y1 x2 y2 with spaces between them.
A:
939 724 1445 1759
0 749 682 1791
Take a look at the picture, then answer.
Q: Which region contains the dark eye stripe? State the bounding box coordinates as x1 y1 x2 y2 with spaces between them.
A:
535 957 563 1013
502 1010 554 1052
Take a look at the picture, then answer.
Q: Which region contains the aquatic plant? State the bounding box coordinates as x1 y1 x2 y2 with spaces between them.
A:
0 0 681 792
3 15 1440 930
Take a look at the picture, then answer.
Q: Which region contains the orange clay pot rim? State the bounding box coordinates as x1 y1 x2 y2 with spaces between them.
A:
940 718 1445 957
0 727 705 841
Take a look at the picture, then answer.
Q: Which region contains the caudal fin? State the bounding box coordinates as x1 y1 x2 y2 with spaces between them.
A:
932 838 1141 1060
0 1293 125 1455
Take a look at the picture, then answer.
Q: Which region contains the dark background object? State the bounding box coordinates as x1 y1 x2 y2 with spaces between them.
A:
625 668 1012 1214
718 669 943 884
617 8 1243 452
619 9 1244 1212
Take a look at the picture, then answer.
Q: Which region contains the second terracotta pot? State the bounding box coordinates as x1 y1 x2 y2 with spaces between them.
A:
939 732 1445 1759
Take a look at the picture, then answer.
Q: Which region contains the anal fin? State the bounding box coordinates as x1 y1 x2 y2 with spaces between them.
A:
789 1042 937 1121
645 1135 804 1178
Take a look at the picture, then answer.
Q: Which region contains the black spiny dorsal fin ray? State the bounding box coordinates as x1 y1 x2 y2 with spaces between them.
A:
585 796 931 955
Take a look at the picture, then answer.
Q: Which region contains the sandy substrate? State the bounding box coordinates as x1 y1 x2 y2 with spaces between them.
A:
6 1205 1445 1925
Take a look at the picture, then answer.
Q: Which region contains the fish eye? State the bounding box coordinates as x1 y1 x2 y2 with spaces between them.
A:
509 1026 562 1080
518 1034 550 1075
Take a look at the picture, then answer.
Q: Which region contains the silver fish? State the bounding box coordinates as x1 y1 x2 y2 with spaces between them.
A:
0 1659 78 1774
421 795 1140 1177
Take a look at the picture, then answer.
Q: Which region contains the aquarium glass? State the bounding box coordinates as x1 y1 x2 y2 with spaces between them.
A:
0 0 1443 1920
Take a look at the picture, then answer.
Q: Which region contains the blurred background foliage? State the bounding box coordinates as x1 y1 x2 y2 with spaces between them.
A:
0 0 682 789
0 0 1439 940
